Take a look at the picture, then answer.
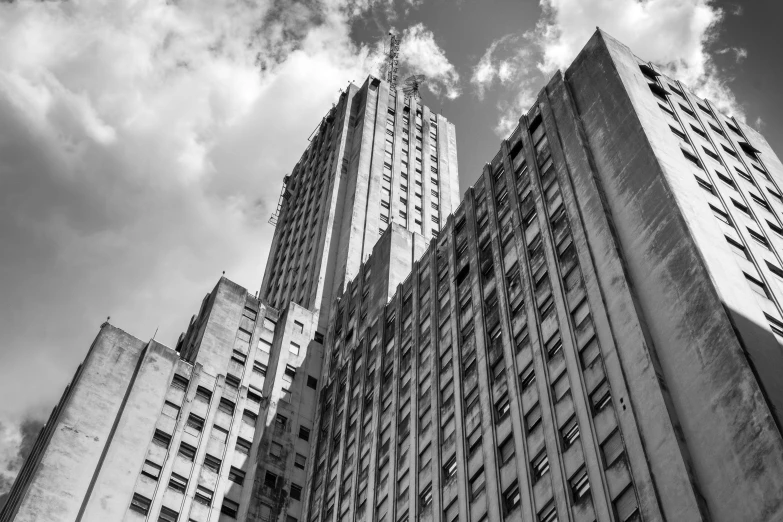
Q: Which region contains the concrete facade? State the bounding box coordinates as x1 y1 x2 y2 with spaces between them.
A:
303 31 783 522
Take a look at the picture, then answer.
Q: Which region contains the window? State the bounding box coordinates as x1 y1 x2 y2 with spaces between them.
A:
538 502 557 522
290 342 301 356
294 453 307 470
669 125 688 142
264 471 278 489
194 485 214 506
745 272 770 299
525 403 542 432
162 400 180 419
158 506 179 522
152 429 171 449
725 236 750 260
196 385 212 402
682 148 702 169
494 393 510 422
695 176 714 194
748 228 771 249
614 486 640 521
299 426 311 441
231 349 247 366
178 442 196 461
269 441 283 458
236 437 252 454
242 409 257 425
601 429 624 467
591 380 612 413
221 499 240 519
212 424 229 444
732 199 752 218
499 435 515 465
562 415 580 449
219 398 235 415
420 482 433 508
168 472 187 493
467 425 482 454
203 454 221 473
767 220 783 237
259 338 272 352
307 375 318 389
702 146 721 162
710 204 732 226
129 493 151 515
263 317 276 331
141 460 162 480
247 386 262 404
243 306 258 321
225 373 241 389
283 364 296 382
469 467 486 499
171 373 189 391
545 332 563 359
520 363 535 390
185 413 205 436
531 450 550 483
251 361 269 379
502 481 521 514
290 483 303 501
571 466 590 501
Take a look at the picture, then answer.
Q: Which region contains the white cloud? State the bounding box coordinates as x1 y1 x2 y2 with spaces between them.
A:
399 23 461 99
475 0 746 136
0 0 376 496
534 0 744 119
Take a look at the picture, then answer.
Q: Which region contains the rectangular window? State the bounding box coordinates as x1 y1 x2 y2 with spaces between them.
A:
710 204 732 226
203 454 222 474
726 236 750 260
682 148 703 169
178 442 197 461
531 450 550 483
236 437 252 454
140 459 162 480
219 398 235 415
129 493 151 515
420 483 433 509
499 435 515 465
745 272 770 299
195 485 214 506
570 466 591 500
225 373 241 389
185 413 204 436
221 499 240 519
299 426 311 441
748 228 771 249
171 373 189 391
290 342 301 356
469 467 486 499
152 429 171 449
591 380 612 413
443 454 458 480
561 415 580 449
502 481 521 514
294 453 306 469
231 349 247 366
290 483 303 501
168 472 187 493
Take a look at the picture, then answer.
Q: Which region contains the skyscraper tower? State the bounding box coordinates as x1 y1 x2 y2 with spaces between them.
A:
5 28 783 522
260 76 459 331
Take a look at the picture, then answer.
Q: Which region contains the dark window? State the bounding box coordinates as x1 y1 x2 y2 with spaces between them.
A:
171 374 189 391
225 373 241 389
196 386 212 402
152 429 171 449
219 398 235 415
178 442 196 461
159 506 179 522
290 483 303 501
570 466 591 501
499 435 515 465
236 437 252 454
531 450 550 483
264 471 278 489
502 481 521 514
194 485 213 506
168 473 187 493
203 454 221 473
443 454 458 480
299 426 311 441
681 148 702 169
591 380 612 413
129 493 151 515
561 415 580 449
221 499 240 519
307 376 318 389
140 460 162 480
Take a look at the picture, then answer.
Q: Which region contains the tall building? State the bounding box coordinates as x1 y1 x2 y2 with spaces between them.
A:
5 28 783 522
0 76 459 522
301 30 783 522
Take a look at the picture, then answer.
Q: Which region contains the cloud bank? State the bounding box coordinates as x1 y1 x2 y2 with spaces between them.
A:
473 0 746 135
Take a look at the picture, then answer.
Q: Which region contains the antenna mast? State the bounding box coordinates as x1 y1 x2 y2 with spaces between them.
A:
385 30 400 94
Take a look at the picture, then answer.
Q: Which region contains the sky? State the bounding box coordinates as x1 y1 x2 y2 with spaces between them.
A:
0 0 781 497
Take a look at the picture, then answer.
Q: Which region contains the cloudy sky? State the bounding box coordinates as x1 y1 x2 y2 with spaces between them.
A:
0 0 780 496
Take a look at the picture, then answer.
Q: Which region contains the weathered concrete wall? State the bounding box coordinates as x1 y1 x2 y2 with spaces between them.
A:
563 29 783 521
2 325 148 522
